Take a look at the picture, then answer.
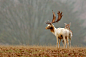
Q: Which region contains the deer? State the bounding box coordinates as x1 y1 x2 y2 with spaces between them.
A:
45 10 72 48
64 22 73 47
64 23 71 30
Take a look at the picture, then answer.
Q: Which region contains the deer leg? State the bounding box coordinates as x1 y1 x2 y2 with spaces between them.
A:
67 36 69 48
56 36 58 48
59 39 61 48
63 36 66 48
62 40 64 46
69 38 71 48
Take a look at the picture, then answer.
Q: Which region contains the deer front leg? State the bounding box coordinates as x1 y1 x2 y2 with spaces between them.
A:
56 36 58 48
59 39 61 48
63 36 66 48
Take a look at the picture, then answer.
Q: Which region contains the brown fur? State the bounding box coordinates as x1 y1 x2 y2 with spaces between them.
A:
65 24 70 30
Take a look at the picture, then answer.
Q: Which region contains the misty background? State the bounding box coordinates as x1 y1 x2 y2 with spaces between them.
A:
0 0 86 46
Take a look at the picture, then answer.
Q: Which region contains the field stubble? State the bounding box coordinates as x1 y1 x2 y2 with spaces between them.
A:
0 45 86 57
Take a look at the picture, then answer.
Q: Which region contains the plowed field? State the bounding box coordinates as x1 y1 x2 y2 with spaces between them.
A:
0 45 86 57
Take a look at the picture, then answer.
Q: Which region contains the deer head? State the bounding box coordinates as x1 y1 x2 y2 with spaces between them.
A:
46 10 63 30
64 22 71 29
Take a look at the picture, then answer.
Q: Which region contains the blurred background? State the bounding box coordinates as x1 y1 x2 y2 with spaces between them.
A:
0 0 86 46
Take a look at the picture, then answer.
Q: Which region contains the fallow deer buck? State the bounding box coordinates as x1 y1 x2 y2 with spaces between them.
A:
64 23 73 47
45 10 72 48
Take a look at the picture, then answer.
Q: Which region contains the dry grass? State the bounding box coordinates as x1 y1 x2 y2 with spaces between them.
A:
0 45 86 57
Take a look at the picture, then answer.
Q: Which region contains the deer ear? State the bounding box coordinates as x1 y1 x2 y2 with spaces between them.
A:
64 23 67 25
69 22 71 26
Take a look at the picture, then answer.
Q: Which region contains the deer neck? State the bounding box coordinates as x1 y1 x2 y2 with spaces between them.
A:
50 25 56 34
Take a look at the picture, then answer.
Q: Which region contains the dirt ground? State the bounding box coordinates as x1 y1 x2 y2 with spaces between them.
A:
0 45 86 57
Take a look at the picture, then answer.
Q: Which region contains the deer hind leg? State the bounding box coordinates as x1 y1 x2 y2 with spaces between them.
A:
67 36 69 48
59 39 61 48
62 40 64 47
69 38 71 47
63 36 66 48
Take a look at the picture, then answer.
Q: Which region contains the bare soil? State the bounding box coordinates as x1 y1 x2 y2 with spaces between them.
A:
0 45 86 57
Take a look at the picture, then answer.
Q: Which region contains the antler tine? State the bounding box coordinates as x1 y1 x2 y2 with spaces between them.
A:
46 10 63 24
52 10 56 23
56 11 63 22
46 10 56 24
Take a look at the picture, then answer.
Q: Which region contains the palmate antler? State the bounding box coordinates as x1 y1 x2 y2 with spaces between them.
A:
46 10 63 24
